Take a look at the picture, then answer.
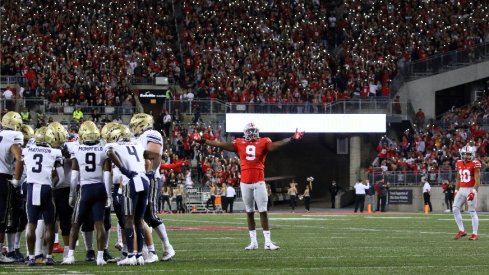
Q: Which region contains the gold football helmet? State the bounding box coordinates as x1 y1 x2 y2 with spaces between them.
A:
34 126 56 146
48 121 68 148
1 111 23 131
106 124 132 143
101 122 120 141
129 113 154 136
78 121 100 144
20 124 34 145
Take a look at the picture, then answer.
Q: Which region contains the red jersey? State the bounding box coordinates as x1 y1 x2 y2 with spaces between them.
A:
456 159 481 188
233 137 272 183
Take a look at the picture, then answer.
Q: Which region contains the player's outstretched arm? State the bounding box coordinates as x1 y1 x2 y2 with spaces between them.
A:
202 139 235 152
268 128 305 152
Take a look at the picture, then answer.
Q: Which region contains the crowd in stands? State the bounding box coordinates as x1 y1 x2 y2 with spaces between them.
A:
2 0 488 110
370 94 489 181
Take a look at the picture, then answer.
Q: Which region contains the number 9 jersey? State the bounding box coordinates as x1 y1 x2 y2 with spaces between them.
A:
456 159 481 188
72 142 106 185
233 137 272 183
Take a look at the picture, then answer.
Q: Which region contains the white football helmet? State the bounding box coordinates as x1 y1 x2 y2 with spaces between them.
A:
243 122 259 141
460 145 475 160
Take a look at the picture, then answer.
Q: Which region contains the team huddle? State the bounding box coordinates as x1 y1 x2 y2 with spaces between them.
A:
0 111 174 266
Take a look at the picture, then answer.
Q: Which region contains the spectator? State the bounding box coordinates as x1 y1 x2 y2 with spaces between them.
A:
2 86 14 111
287 182 298 213
442 180 454 213
415 108 426 131
225 183 236 213
72 108 83 122
20 107 31 123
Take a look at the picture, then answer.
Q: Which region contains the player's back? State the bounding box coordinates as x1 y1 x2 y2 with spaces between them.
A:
109 141 146 173
72 142 106 185
23 145 62 185
0 129 23 174
137 129 163 154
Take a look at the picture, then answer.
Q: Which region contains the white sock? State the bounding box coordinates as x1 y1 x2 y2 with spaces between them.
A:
97 250 104 260
67 249 75 257
54 233 59 243
15 232 22 249
470 211 479 235
105 230 110 250
263 230 271 244
117 224 123 244
82 231 94 251
122 244 128 253
35 220 45 255
63 246 70 258
453 207 465 232
249 230 257 244
147 244 155 253
155 224 171 248
6 233 15 252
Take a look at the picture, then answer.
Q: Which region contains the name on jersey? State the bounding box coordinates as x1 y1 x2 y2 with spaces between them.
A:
28 147 52 153
78 146 103 151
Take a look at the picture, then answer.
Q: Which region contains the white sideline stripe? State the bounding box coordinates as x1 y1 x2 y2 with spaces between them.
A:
100 264 489 273
438 218 489 221
269 217 352 221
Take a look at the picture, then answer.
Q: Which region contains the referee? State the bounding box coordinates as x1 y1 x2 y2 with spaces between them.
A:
354 179 370 213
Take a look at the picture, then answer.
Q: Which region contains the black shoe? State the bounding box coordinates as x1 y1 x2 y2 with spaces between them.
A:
85 250 95 262
103 249 114 262
27 258 35 266
15 249 25 262
6 251 19 262
45 257 54 266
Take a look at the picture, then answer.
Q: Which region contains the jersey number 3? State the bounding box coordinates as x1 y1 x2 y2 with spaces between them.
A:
245 145 256 161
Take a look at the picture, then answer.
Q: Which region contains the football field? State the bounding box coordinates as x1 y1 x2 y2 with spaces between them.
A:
2 211 489 274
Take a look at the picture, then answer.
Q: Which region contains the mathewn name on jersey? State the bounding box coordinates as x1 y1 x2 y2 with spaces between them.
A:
27 147 53 153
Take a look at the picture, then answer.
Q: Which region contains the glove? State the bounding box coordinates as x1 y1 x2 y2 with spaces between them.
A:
291 128 305 141
467 189 477 201
105 197 112 208
146 171 155 180
10 179 20 188
120 166 137 179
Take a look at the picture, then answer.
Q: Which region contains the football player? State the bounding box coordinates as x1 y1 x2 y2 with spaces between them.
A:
453 145 481 240
201 123 304 250
0 111 24 263
23 127 64 266
62 121 110 266
4 124 34 262
130 113 174 261
105 124 149 266
48 121 73 256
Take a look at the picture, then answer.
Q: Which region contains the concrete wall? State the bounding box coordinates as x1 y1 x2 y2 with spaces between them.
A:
398 60 489 120
370 186 489 212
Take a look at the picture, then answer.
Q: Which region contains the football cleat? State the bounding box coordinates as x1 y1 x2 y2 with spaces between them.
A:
144 252 158 263
6 251 21 263
454 231 467 240
117 256 137 266
85 250 95 262
26 258 35 266
244 242 258 250
52 243 64 253
0 253 15 263
103 250 115 262
114 242 123 251
162 245 175 261
34 254 45 265
96 258 107 266
469 234 479 240
45 257 54 266
61 255 75 265
264 242 280 250
136 256 145 265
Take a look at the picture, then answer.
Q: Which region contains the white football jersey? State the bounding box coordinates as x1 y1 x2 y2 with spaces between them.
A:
20 138 36 183
23 145 62 186
0 130 24 174
72 142 106 185
105 142 123 185
105 141 146 176
137 129 163 177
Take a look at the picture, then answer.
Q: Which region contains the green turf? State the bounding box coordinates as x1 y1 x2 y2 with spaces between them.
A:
2 212 489 274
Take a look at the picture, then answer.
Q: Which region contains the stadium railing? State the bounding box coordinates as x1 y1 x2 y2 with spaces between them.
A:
368 170 489 186
0 75 27 85
163 99 407 116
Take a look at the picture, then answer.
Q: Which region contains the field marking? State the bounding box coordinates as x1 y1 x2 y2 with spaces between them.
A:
269 217 352 221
